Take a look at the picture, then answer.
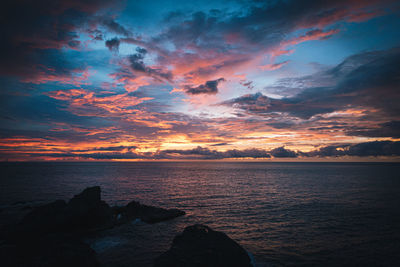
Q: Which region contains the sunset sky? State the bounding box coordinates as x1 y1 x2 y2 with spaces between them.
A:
1 0 400 160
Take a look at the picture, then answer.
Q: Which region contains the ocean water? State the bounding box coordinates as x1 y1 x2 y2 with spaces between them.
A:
1 162 399 266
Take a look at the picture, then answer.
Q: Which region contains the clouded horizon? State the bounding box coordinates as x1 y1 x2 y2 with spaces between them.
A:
1 0 400 161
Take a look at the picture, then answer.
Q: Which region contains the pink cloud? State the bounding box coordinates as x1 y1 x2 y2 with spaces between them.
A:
259 61 290 71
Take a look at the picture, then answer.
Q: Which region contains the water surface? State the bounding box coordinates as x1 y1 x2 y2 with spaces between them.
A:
1 162 399 266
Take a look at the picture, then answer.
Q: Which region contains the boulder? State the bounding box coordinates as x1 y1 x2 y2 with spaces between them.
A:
154 224 252 267
116 200 185 224
8 186 185 238
63 186 114 231
5 186 114 240
1 186 187 267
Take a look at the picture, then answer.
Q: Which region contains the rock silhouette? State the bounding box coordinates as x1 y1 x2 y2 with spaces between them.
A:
115 200 186 224
0 186 185 267
2 234 100 267
8 186 185 237
154 224 253 267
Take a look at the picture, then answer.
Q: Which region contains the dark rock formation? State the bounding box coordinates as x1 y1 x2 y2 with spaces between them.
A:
63 186 114 231
0 186 186 266
17 199 67 236
116 200 186 224
20 205 33 211
154 224 253 267
1 234 99 267
11 186 114 238
5 186 185 239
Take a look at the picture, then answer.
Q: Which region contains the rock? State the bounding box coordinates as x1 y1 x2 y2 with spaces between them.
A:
63 186 114 231
20 205 32 211
1 186 187 267
154 224 252 267
17 199 67 236
117 200 185 224
8 186 185 238
5 187 115 240
1 187 107 266
1 233 99 267
70 186 101 205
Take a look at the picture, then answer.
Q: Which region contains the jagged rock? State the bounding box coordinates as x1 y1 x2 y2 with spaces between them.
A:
6 186 185 238
11 186 114 237
63 186 114 231
1 186 187 267
154 224 252 267
116 200 186 224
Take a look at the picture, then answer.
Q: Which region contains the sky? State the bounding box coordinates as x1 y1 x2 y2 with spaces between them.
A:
1 0 400 161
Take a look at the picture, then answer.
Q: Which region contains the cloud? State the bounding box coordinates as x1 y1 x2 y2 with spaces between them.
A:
224 148 271 159
185 78 225 95
31 151 142 160
210 142 230 146
158 0 392 51
0 0 120 81
345 121 400 138
284 29 340 46
270 146 298 158
212 46 400 141
127 47 173 81
1 1 399 161
222 47 400 130
156 146 283 159
105 38 120 52
138 0 394 94
259 61 289 71
307 141 400 157
221 92 270 112
8 141 399 160
99 17 132 36
45 88 154 116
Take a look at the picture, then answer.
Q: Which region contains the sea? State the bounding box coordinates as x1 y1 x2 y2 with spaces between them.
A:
0 162 399 266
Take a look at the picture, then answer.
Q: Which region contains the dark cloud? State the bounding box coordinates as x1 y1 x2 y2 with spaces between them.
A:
105 38 120 52
158 147 272 159
224 148 271 159
129 47 148 72
221 92 270 112
3 141 399 160
307 141 400 157
158 0 395 52
185 78 225 95
71 145 137 153
160 146 225 159
344 141 400 157
0 0 119 80
240 80 254 90
31 151 142 160
270 146 298 158
99 17 131 36
210 142 230 146
128 47 173 81
222 47 400 134
147 0 397 89
346 121 400 138
88 29 104 40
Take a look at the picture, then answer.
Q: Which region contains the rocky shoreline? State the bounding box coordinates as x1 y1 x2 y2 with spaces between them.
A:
0 186 252 267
